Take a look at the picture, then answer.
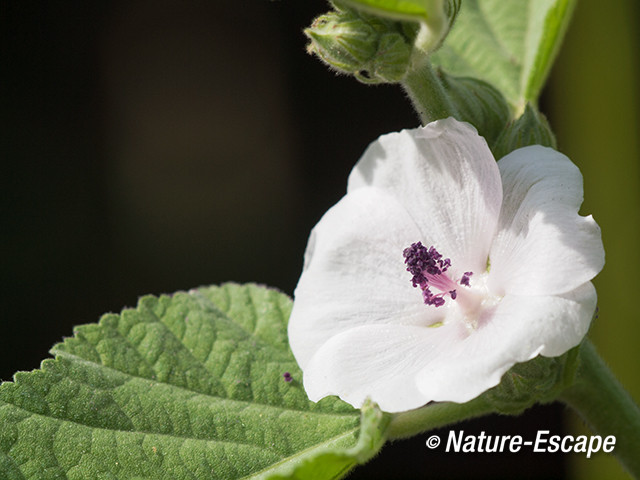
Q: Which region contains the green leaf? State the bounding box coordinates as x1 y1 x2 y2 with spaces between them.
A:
431 0 576 111
0 283 390 479
339 0 440 22
267 401 390 480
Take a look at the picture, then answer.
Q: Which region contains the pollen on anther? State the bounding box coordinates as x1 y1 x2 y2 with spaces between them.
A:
404 242 474 308
402 242 451 286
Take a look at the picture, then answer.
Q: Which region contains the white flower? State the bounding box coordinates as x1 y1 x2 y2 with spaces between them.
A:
288 118 604 413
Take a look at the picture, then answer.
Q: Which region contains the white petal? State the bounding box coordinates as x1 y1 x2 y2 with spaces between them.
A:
288 188 444 369
415 282 597 403
348 118 502 275
303 323 467 413
489 146 604 296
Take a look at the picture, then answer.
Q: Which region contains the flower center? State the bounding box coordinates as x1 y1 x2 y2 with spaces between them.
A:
402 242 475 309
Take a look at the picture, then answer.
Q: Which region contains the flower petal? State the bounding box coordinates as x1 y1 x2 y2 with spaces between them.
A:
303 282 595 411
416 282 597 403
289 187 444 369
489 146 604 296
302 323 466 412
348 118 502 275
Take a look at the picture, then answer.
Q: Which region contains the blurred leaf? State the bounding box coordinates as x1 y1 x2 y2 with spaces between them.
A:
339 0 440 22
431 0 576 110
0 283 389 479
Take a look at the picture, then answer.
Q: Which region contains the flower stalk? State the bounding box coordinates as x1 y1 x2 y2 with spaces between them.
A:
560 339 640 477
387 395 495 440
402 60 459 124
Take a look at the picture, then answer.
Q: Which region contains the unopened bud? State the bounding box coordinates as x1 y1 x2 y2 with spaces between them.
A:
364 32 412 83
439 71 510 146
492 104 557 159
305 6 413 84
306 11 379 72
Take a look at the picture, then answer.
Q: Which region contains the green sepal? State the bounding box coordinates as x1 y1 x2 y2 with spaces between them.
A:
492 103 556 159
480 344 581 415
438 71 511 147
306 11 379 71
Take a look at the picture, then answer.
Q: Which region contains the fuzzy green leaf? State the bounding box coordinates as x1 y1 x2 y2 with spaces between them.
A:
431 0 576 111
0 283 389 479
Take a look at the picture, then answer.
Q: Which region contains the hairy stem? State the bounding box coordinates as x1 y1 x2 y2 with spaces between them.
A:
402 59 459 124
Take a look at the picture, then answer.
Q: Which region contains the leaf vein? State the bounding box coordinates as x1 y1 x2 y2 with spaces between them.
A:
48 350 358 418
475 0 521 66
239 427 360 480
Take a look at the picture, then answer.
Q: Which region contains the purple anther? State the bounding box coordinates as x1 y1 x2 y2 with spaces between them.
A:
441 258 451 271
461 272 473 287
403 242 467 308
403 242 452 284
431 297 445 307
422 287 448 307
283 372 293 382
402 242 428 286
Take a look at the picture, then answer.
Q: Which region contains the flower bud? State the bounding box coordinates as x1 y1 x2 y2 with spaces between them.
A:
364 32 412 83
481 346 580 415
492 104 557 159
439 71 511 146
306 11 379 73
305 6 413 84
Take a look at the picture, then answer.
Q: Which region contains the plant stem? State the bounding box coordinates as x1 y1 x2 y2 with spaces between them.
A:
387 394 494 440
560 339 640 477
402 59 459 125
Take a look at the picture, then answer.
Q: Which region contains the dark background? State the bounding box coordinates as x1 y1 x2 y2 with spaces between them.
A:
2 1 638 479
